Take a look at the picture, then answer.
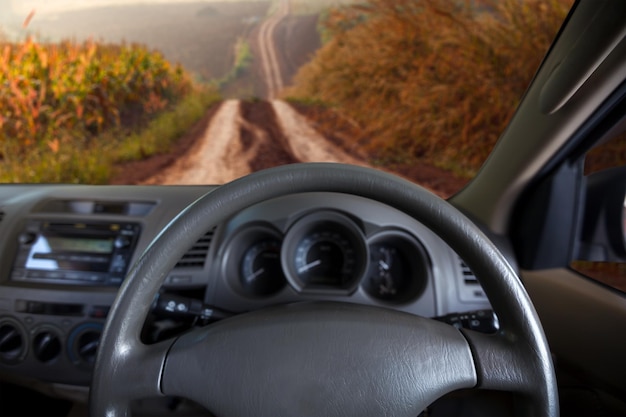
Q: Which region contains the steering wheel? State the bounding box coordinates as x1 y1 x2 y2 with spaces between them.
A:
90 163 558 417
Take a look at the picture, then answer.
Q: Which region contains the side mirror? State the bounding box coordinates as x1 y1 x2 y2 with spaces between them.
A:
579 166 626 262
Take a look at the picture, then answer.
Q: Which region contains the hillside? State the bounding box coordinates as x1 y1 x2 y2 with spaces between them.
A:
221 11 322 99
286 0 574 177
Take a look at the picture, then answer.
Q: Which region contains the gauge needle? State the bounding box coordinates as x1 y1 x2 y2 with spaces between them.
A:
297 259 321 273
245 268 265 283
379 260 390 270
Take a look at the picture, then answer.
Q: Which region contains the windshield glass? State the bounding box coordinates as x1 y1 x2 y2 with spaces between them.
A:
0 0 572 197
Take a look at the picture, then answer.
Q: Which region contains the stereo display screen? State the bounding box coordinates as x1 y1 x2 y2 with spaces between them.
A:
25 235 115 272
45 236 114 254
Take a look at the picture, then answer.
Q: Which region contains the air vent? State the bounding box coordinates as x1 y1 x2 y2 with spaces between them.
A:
174 228 215 269
457 257 487 303
460 260 479 285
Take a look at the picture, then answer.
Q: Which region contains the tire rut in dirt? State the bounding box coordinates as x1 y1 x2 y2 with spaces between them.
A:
110 103 221 185
239 100 300 171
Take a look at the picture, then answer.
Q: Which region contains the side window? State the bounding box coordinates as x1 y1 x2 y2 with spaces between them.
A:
570 129 626 293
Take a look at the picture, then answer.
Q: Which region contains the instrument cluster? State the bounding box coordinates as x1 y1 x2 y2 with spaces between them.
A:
220 199 432 306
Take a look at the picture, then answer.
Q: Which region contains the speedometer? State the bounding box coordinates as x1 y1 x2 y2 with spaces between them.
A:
293 230 357 286
282 211 367 294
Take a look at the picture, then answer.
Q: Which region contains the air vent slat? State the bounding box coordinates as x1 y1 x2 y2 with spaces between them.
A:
174 228 215 269
181 253 207 258
457 257 486 302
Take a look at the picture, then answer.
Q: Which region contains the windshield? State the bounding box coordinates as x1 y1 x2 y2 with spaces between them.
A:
0 0 573 197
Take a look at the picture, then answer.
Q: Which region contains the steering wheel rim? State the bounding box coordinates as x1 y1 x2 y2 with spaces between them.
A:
90 162 558 416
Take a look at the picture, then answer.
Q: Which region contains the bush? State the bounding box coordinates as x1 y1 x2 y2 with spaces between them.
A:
287 0 573 176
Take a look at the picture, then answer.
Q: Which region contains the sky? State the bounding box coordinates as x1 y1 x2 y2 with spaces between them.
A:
11 0 259 15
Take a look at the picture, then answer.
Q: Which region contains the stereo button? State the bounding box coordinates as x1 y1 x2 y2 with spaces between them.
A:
114 236 131 249
27 270 44 278
18 232 37 245
89 306 110 319
88 275 104 282
109 277 123 285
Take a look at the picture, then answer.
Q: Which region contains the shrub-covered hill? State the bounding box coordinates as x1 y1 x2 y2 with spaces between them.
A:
286 0 573 177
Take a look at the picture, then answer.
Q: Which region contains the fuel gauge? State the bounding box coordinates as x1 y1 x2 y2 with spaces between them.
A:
368 244 407 298
364 232 428 304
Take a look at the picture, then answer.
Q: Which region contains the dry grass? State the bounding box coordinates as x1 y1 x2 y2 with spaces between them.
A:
585 131 626 175
286 0 574 177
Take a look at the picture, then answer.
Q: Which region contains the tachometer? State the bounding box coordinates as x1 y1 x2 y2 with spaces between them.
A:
240 239 284 296
222 224 286 298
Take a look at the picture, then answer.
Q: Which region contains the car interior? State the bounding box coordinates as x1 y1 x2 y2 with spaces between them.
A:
0 0 626 416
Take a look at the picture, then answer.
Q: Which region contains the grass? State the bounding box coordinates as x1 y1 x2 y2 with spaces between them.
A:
0 86 221 184
0 34 223 184
585 132 626 175
113 85 221 163
286 0 574 177
290 0 360 15
215 37 254 89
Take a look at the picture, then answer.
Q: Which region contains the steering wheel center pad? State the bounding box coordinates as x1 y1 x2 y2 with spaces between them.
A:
162 301 477 416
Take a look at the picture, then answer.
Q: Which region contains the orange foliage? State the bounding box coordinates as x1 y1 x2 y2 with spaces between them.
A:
288 0 574 175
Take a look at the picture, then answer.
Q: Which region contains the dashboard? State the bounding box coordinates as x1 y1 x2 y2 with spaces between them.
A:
0 185 493 402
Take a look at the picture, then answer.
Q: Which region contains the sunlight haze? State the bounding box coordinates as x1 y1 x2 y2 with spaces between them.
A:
12 0 263 15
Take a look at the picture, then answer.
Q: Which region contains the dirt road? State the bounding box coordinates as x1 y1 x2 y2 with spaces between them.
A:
258 0 289 99
141 99 369 185
141 1 371 186
133 1 466 196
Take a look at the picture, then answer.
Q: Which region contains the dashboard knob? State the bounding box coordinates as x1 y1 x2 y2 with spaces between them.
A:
18 232 37 245
33 330 61 363
76 330 100 365
114 236 130 249
68 323 103 368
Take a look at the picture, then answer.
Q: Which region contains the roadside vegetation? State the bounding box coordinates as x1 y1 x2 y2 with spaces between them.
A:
216 37 253 89
290 0 359 15
0 37 220 183
286 0 574 177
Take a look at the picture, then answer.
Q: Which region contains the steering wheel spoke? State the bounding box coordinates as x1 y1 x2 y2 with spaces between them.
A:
462 328 554 414
91 338 173 415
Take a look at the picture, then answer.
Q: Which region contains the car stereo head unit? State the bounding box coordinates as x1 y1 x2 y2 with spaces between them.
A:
11 220 141 287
